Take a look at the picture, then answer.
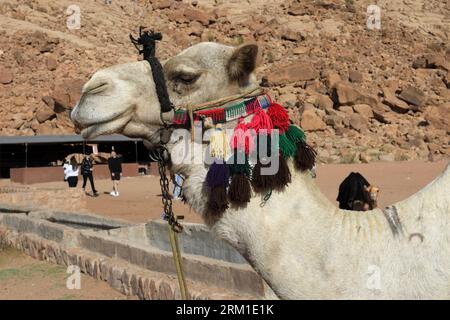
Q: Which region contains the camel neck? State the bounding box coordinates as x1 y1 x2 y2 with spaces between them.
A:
177 160 392 298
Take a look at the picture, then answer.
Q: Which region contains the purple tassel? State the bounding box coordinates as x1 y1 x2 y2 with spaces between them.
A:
206 160 230 188
206 159 230 215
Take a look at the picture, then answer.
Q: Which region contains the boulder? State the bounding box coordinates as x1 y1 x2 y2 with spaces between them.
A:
314 94 334 112
35 122 56 135
36 106 56 123
0 67 13 84
300 109 326 131
372 103 396 124
278 93 298 108
324 114 344 128
279 27 305 42
187 21 203 37
42 96 55 109
382 88 410 113
52 79 84 109
398 86 427 108
424 103 450 132
348 114 368 132
265 62 318 86
287 3 305 16
353 104 373 118
293 46 309 55
332 82 361 105
153 0 173 10
424 54 450 71
52 89 71 110
182 8 213 26
323 71 341 89
338 106 354 114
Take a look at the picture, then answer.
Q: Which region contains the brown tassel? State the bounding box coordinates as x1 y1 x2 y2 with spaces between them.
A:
228 173 252 205
294 140 317 171
207 185 229 215
273 155 291 190
251 159 277 192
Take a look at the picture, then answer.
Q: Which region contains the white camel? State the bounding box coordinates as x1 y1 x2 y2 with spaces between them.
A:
71 42 450 299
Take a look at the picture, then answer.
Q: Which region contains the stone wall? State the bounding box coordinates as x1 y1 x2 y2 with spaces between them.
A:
0 186 86 212
0 226 254 300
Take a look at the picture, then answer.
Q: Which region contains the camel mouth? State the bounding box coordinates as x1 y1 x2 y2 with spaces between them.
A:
80 111 133 140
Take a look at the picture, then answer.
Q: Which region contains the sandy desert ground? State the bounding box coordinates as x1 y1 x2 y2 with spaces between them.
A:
0 246 134 300
1 160 446 224
0 159 448 299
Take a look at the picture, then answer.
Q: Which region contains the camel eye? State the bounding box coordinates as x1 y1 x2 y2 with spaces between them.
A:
175 73 199 85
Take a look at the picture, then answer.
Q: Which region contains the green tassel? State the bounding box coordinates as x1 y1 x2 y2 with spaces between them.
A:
286 125 306 144
227 151 251 176
279 133 297 158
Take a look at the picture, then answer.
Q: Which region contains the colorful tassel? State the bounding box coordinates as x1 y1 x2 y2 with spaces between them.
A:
230 118 255 155
228 173 252 204
248 108 273 135
252 133 291 191
251 134 278 192
273 155 291 190
206 159 230 214
294 140 317 172
267 103 290 134
228 151 251 176
278 132 297 158
209 124 229 159
286 125 306 144
227 151 252 205
251 159 278 192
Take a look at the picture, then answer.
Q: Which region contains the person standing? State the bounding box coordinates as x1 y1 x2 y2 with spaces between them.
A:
64 156 79 188
108 150 122 197
81 154 98 196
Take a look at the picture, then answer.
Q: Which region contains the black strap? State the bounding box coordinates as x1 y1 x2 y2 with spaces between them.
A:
130 27 174 114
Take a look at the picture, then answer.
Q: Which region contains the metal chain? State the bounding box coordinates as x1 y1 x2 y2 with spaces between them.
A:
155 149 183 233
152 147 188 299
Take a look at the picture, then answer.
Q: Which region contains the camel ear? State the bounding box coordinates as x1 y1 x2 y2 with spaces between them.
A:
227 44 258 85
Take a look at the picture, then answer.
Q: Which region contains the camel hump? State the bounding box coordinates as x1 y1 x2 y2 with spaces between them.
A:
427 161 450 196
442 162 450 183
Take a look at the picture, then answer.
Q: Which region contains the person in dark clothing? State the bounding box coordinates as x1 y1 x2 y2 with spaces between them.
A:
336 172 371 211
81 154 98 196
108 150 122 197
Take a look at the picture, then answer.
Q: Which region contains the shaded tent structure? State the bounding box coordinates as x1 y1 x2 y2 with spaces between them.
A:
0 134 151 179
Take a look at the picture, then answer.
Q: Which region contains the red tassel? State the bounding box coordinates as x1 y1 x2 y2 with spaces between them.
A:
267 103 290 134
230 118 255 155
248 108 273 135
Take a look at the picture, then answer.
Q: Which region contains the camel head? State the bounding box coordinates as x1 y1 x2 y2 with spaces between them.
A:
70 42 259 146
365 185 380 202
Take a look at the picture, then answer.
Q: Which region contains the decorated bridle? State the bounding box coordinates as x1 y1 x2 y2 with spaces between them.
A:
130 28 317 217
130 27 317 300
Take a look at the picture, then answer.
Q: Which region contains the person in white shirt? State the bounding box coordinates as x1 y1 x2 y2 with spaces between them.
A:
63 156 79 188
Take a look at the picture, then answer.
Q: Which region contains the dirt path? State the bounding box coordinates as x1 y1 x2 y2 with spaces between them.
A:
2 160 447 224
0 246 134 300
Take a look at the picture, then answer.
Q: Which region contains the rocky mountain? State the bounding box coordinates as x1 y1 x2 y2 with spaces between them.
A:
0 0 449 163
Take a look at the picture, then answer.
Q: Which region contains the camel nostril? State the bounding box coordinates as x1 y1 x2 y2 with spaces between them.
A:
84 82 109 94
